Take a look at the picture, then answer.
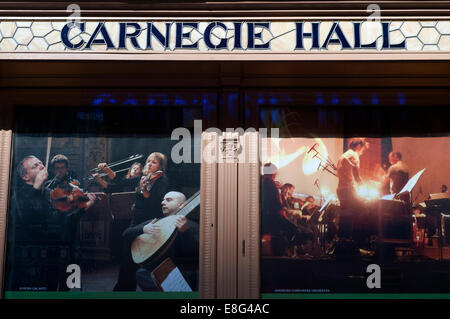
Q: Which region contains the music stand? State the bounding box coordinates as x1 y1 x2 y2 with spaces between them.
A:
425 196 450 260
151 257 192 292
376 169 426 252
109 191 136 220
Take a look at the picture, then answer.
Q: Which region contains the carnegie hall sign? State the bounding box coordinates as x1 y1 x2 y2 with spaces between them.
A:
0 20 448 54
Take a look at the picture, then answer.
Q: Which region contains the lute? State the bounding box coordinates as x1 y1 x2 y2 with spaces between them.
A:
131 191 200 265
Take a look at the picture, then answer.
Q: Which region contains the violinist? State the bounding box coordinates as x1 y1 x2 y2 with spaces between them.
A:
132 152 169 225
45 155 95 289
301 196 319 218
45 154 96 213
113 152 169 291
45 154 80 193
9 155 94 291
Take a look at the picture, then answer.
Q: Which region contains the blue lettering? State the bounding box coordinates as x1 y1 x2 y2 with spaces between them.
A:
118 22 142 49
204 22 228 49
175 22 199 49
146 22 171 49
382 22 406 49
295 22 320 49
61 22 86 49
85 22 115 49
353 22 377 49
233 22 243 49
247 22 270 49
322 22 351 49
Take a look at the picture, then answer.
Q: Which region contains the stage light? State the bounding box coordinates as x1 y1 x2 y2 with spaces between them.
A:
369 188 380 198
357 185 368 198
357 183 380 201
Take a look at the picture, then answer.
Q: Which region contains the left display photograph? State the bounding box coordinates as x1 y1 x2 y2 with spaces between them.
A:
3 105 202 296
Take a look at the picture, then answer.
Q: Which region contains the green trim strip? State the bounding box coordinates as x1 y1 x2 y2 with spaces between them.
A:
4 291 199 299
261 293 450 299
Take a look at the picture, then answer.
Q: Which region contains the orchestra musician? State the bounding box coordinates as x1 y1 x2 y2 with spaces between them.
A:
261 163 313 256
301 196 318 216
9 155 95 291
383 151 410 195
45 153 96 246
280 183 296 210
45 154 80 191
336 138 369 255
123 191 199 291
113 152 169 291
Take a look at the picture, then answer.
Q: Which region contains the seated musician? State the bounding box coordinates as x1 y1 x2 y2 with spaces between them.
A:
261 163 313 256
93 161 142 193
123 191 199 291
281 183 295 210
301 196 318 217
9 155 95 291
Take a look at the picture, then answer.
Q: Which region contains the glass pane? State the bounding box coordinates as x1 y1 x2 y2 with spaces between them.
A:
5 105 203 296
259 102 450 294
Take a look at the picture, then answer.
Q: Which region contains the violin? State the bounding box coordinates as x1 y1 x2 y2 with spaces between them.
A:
140 170 164 193
49 178 91 212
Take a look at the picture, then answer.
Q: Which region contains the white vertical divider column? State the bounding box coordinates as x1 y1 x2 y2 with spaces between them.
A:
0 129 13 298
237 131 260 298
199 131 219 298
216 132 239 298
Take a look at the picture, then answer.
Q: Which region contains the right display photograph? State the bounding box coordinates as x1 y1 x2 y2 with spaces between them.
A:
259 104 450 294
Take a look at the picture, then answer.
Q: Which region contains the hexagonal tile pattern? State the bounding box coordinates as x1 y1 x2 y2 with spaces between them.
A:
0 22 16 38
418 27 440 45
0 37 17 50
438 35 450 50
51 22 66 31
0 19 448 52
406 37 423 50
400 22 421 38
28 37 49 51
389 30 405 45
436 21 450 35
16 21 33 28
15 28 33 45
390 22 403 30
423 44 439 51
420 21 438 27
48 42 66 51
16 44 29 51
45 30 61 45
31 22 54 37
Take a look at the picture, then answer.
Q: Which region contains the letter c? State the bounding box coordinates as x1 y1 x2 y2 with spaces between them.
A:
263 304 270 313
61 22 86 49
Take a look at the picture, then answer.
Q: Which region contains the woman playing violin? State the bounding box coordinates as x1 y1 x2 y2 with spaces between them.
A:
114 152 170 291
133 152 169 225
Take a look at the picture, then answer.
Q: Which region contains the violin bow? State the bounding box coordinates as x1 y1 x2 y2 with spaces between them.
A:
45 136 52 169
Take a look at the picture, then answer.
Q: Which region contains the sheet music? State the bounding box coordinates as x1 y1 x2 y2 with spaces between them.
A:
160 267 192 292
398 168 426 195
381 194 395 200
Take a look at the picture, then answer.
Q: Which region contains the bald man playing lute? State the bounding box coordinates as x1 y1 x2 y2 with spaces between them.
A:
123 191 199 291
